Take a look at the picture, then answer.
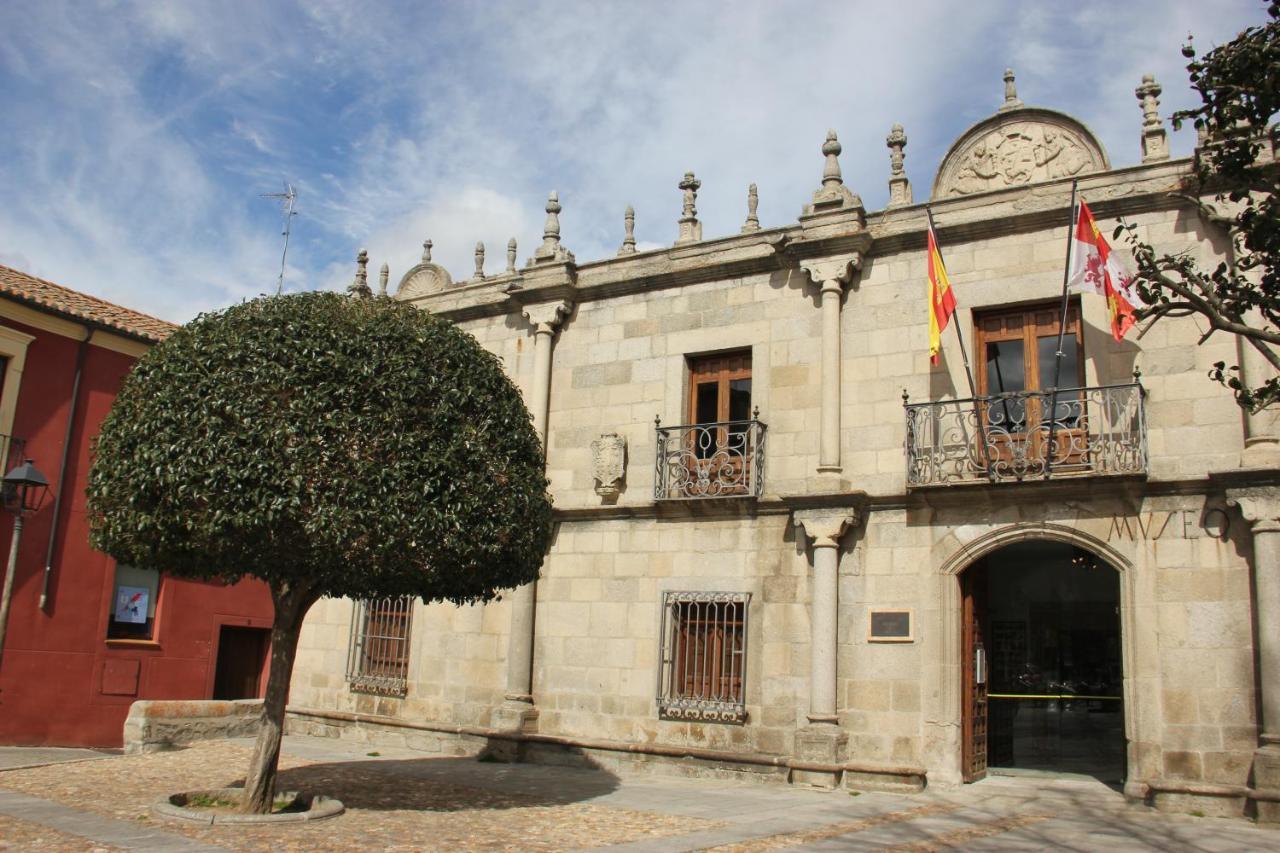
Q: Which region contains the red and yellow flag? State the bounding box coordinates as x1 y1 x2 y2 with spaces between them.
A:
928 224 957 365
1066 199 1144 341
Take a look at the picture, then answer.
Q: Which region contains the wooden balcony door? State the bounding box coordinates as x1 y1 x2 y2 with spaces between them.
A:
686 351 752 495
975 303 1085 472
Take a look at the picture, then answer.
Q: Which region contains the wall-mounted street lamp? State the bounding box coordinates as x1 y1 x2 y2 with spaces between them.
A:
0 459 50 672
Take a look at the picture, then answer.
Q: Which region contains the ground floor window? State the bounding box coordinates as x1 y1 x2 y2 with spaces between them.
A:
346 596 414 696
657 591 749 724
106 564 160 640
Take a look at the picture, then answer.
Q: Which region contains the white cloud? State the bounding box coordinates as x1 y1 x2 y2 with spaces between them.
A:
0 1 1267 321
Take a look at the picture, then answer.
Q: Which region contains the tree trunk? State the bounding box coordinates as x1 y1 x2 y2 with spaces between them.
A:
241 582 316 814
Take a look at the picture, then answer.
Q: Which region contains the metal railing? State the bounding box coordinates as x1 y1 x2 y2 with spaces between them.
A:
345 595 414 696
904 381 1146 486
654 414 766 500
657 591 750 724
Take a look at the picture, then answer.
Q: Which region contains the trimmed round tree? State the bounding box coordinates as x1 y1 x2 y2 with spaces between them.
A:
88 291 552 812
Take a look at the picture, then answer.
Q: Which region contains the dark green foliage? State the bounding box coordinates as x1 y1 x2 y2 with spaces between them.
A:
88 291 552 604
1119 3 1280 410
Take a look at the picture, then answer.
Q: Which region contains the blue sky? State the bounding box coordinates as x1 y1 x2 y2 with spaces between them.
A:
0 1 1266 322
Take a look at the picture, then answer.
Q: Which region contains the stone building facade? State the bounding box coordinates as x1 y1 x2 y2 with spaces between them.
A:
288 73 1280 820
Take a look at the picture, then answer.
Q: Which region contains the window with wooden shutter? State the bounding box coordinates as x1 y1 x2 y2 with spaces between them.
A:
657 591 749 724
346 596 413 696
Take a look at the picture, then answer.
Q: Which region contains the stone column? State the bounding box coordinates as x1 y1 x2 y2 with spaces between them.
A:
1226 488 1280 822
1237 325 1280 468
493 300 571 733
792 508 858 787
799 257 861 478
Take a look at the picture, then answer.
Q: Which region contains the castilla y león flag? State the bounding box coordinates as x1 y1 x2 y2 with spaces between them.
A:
927 224 957 365
1066 199 1144 341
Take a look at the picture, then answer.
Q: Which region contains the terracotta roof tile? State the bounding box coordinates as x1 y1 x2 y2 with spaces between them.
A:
0 264 176 343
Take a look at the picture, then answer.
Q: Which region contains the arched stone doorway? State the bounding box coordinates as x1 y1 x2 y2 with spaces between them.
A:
959 539 1126 786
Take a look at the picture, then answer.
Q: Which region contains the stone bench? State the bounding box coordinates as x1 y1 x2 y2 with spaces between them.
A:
123 699 263 754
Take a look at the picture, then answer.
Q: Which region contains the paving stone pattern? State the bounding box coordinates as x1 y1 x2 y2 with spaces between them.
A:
1 735 1277 851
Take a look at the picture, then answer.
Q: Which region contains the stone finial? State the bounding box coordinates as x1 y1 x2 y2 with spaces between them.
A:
378 262 389 297
506 238 517 273
822 130 844 188
1136 74 1170 162
619 205 637 255
804 130 862 215
422 238 433 262
348 249 372 298
532 191 574 264
999 68 1024 112
474 241 486 280
886 124 912 207
741 184 760 233
676 172 703 245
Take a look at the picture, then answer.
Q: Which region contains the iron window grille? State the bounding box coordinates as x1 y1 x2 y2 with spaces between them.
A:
345 595 414 696
657 591 750 724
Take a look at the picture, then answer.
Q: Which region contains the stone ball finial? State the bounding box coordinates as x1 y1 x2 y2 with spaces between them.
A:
422 238 433 262
378 261 389 296
474 241 486 280
822 129 841 157
546 190 561 216
506 237 517 273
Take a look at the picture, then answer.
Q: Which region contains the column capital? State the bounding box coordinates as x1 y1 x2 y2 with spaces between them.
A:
794 508 858 550
522 300 573 334
1227 487 1280 534
799 255 862 291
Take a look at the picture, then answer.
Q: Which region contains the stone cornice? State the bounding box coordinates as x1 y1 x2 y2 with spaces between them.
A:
405 158 1196 325
549 475 1248 524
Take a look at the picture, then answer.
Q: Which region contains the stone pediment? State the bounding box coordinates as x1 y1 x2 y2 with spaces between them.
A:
932 108 1109 200
396 261 453 300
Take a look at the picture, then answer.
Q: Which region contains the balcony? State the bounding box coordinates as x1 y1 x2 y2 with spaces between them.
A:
904 382 1146 487
655 415 766 500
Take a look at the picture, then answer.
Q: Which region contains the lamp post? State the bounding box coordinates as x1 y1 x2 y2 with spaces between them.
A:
0 459 50 672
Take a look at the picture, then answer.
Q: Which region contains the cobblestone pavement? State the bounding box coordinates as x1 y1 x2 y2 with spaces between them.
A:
0 735 1277 851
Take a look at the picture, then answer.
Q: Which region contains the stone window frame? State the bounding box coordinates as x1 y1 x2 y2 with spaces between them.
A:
345 595 414 697
656 590 750 724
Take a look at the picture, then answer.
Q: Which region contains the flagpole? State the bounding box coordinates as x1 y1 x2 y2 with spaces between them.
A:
926 206 993 481
1044 179 1079 479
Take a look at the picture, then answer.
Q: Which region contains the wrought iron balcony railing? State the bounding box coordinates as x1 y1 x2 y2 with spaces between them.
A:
655 413 766 500
904 381 1146 487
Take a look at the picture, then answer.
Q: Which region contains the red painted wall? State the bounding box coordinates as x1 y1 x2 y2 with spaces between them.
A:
0 316 274 747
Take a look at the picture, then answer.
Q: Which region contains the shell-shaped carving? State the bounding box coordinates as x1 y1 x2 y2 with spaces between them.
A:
932 108 1109 200
395 262 454 300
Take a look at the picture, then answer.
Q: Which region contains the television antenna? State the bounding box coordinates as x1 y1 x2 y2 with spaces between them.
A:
261 183 298 295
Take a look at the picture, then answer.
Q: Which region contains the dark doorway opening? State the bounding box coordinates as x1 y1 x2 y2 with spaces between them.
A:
962 541 1125 785
212 626 270 700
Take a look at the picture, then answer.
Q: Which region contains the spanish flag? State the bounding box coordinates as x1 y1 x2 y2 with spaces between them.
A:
928 223 957 365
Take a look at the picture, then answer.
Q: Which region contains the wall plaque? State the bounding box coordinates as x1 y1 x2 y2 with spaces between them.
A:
868 609 913 643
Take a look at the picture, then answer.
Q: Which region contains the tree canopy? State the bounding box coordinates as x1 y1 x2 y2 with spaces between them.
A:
87 290 553 811
1121 2 1280 409
89 291 552 603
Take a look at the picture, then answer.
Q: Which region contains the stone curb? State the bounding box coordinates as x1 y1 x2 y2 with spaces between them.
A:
152 788 344 825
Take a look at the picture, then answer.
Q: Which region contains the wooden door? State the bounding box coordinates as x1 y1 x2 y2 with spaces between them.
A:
961 564 989 782
212 626 269 700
